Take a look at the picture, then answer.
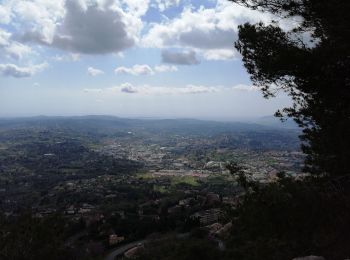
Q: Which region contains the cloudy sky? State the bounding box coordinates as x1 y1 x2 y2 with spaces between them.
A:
0 0 294 120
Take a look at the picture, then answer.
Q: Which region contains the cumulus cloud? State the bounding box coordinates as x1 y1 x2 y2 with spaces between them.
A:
201 49 235 60
2 0 304 62
52 0 135 54
0 28 33 60
154 65 178 72
0 62 48 78
87 67 104 76
4 42 32 60
115 64 179 75
12 0 66 44
14 0 144 54
115 64 154 76
120 0 150 17
0 5 11 24
162 50 200 65
155 0 181 12
179 28 235 50
142 0 274 60
119 82 138 93
0 29 11 47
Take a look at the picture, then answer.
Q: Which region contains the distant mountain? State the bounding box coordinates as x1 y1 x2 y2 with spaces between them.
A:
0 115 301 151
0 115 299 134
252 116 299 129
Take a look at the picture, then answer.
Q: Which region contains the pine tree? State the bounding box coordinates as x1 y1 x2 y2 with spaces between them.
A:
231 0 350 177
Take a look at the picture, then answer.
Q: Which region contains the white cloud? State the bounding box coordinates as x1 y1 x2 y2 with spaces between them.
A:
82 82 258 96
231 84 259 91
115 64 178 75
0 29 11 47
52 53 80 62
161 50 200 65
82 83 259 98
155 0 181 12
119 0 150 17
0 28 33 60
49 0 135 54
12 0 66 44
109 83 219 95
115 64 154 76
0 62 48 78
4 42 32 60
118 82 138 93
11 0 144 54
154 65 178 72
87 67 104 76
142 0 274 60
201 49 235 60
0 5 11 24
101 83 260 96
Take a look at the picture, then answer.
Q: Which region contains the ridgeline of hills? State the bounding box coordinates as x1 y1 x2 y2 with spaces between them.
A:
0 115 299 133
0 116 301 153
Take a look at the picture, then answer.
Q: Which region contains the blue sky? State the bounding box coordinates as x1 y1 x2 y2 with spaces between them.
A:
0 0 293 120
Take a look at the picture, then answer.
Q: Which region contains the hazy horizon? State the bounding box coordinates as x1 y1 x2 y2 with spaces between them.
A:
0 113 285 122
0 0 294 118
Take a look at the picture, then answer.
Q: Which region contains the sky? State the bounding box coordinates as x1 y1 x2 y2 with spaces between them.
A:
0 0 296 120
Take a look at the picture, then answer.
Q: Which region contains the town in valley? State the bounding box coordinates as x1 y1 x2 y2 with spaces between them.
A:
0 116 303 259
